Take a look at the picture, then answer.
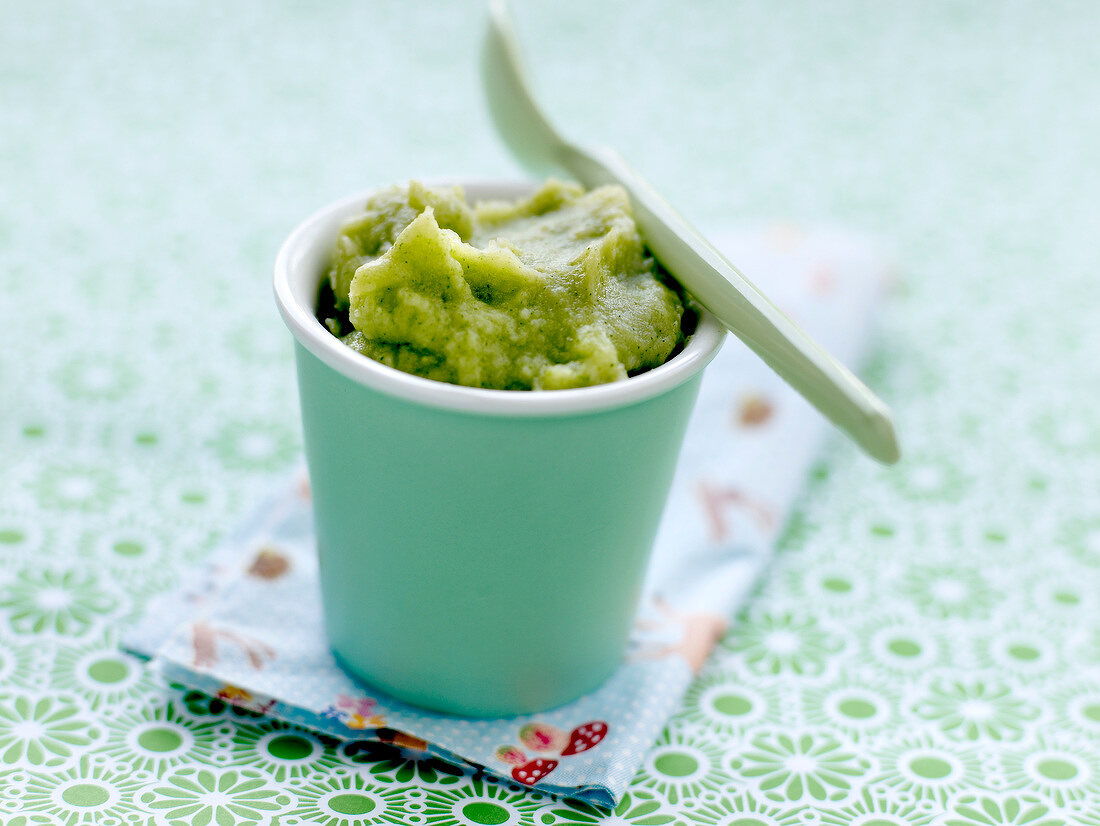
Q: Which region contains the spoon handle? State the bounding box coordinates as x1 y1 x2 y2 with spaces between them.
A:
561 144 900 464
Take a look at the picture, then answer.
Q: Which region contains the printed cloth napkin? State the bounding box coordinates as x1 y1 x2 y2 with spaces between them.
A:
124 224 892 807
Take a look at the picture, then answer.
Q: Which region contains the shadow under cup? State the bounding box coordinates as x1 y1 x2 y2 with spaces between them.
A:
274 181 725 717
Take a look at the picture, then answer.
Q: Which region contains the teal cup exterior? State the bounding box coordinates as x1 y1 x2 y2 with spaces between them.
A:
274 182 725 717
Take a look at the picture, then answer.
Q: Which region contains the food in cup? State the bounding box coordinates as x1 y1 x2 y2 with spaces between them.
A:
316 179 687 390
273 180 725 715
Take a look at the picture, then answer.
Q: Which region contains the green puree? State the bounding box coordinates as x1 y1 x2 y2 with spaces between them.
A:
324 180 685 390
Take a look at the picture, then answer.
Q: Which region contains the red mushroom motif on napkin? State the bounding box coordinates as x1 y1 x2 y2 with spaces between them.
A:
496 720 609 784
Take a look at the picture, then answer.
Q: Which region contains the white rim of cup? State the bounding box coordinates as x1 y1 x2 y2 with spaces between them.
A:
273 180 726 417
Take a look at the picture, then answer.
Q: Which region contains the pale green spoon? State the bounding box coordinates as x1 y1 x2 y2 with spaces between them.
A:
482 0 900 464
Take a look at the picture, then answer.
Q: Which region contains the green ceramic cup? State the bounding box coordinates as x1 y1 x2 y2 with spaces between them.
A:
274 181 725 717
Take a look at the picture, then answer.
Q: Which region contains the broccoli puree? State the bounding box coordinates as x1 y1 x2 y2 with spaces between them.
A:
322 179 685 390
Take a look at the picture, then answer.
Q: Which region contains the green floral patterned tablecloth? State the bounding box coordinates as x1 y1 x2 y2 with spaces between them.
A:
2 1 1098 824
